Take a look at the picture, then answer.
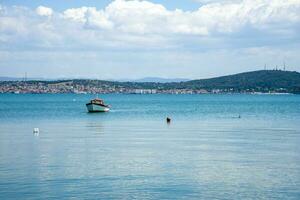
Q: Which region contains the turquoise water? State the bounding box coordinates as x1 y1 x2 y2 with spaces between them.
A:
0 94 300 199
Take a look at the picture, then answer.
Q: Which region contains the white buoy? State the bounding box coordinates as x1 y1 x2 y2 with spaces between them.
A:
33 128 39 136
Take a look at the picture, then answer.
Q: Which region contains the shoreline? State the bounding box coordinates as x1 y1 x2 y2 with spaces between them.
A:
0 92 296 95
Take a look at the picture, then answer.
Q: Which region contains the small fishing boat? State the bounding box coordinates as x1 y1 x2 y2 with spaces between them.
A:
86 98 110 112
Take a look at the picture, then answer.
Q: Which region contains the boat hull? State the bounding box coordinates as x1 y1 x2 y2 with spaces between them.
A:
86 103 109 112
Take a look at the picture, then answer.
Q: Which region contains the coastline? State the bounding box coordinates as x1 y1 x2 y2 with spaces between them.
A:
1 70 300 94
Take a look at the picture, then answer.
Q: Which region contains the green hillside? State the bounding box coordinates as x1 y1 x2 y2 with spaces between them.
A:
1 70 300 94
182 70 300 93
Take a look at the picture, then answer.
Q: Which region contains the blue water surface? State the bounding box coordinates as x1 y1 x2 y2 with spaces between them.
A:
0 94 300 199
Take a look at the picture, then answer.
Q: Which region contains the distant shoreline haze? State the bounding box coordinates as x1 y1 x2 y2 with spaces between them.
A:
1 70 300 94
0 76 190 83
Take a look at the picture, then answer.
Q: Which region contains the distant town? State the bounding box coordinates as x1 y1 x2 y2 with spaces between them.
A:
0 80 211 94
1 70 300 94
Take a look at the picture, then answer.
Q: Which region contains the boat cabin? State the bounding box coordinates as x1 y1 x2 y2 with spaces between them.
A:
91 98 104 105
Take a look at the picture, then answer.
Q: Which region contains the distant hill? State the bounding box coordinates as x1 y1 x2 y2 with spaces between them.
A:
108 77 190 83
57 70 300 93
1 76 189 83
0 77 49 81
132 77 189 83
181 70 300 93
0 77 24 81
1 70 300 94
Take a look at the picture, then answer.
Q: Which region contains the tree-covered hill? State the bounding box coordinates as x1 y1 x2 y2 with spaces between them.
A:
182 70 300 93
1 70 300 94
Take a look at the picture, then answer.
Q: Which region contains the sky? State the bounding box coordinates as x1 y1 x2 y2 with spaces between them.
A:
0 0 300 79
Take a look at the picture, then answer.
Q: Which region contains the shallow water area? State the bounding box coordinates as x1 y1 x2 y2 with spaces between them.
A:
0 94 300 199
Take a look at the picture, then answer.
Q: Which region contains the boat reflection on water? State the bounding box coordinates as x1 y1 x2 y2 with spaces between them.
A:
85 121 105 135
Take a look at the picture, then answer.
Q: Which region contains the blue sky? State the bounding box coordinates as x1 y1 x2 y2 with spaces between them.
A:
0 0 300 79
1 0 200 11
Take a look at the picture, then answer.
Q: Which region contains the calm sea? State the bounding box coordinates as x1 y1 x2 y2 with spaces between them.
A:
0 94 300 199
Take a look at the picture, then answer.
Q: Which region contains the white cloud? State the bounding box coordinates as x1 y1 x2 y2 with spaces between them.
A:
60 0 300 36
36 6 53 17
63 7 114 30
193 0 241 3
0 0 298 79
0 0 300 50
193 0 300 34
